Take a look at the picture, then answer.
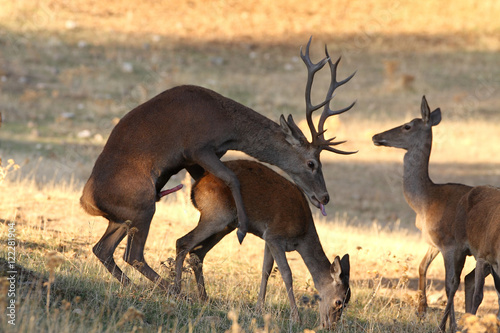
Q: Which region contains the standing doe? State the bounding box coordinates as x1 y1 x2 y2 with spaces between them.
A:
372 96 474 332
175 160 350 329
80 38 356 290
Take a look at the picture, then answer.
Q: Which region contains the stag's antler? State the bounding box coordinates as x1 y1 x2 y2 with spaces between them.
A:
300 37 357 155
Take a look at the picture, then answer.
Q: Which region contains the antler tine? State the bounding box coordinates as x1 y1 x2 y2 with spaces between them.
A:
323 146 358 155
317 46 357 138
300 36 330 142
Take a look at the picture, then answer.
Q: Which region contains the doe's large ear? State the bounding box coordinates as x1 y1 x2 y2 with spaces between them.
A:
421 95 431 123
340 254 350 279
429 108 442 127
421 96 442 127
330 256 342 283
280 114 307 146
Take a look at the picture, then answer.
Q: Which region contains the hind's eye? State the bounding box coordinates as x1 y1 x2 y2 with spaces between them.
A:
403 124 412 130
307 161 315 170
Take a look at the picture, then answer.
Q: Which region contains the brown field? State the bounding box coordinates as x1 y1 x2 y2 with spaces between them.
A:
1 1 500 332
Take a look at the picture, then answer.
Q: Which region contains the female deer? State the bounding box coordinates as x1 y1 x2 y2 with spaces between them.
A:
175 160 350 329
372 96 474 332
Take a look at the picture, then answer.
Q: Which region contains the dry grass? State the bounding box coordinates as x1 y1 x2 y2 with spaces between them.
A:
1 0 500 332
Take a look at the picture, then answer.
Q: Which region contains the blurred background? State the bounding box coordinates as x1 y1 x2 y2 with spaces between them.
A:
1 0 499 230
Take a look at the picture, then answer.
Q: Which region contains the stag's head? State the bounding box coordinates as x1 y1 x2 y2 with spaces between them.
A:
317 254 350 329
279 37 356 215
372 96 442 150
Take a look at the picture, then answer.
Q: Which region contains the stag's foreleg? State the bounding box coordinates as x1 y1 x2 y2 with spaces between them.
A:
93 220 130 286
418 246 440 316
192 151 249 244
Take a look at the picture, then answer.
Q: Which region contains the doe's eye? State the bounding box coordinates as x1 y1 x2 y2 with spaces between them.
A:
403 124 412 130
307 161 315 170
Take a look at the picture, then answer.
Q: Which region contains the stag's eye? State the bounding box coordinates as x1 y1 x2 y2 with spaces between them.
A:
307 161 315 170
403 124 412 131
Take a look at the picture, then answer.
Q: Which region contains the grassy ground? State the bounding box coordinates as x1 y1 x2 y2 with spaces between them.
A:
1 0 500 332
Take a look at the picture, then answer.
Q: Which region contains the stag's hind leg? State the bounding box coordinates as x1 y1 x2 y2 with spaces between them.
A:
123 210 170 291
93 220 130 286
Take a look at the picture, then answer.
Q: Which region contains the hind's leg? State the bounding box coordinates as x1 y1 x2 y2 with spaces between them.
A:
93 220 129 285
188 226 235 300
175 220 234 298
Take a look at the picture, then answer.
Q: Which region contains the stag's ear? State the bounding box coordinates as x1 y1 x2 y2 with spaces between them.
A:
280 114 307 146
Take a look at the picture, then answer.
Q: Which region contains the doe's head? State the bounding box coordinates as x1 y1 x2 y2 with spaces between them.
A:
372 95 441 151
318 254 350 330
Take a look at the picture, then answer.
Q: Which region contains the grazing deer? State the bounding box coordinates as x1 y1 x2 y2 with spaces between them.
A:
175 159 351 329
372 96 474 332
457 186 500 317
80 38 356 290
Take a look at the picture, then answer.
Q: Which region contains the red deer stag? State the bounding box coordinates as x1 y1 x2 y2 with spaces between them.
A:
80 38 356 290
372 96 475 332
175 160 350 329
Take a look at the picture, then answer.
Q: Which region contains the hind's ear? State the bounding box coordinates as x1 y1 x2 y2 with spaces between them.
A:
421 96 430 123
330 256 342 282
340 254 350 279
429 108 441 127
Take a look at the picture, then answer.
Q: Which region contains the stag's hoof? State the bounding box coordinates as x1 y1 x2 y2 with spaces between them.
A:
236 229 246 244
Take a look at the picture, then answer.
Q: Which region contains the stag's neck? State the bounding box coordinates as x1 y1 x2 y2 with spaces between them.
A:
402 141 435 212
234 116 291 167
297 225 334 291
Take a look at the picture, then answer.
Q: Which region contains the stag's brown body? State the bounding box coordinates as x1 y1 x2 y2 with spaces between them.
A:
80 38 356 291
175 160 350 329
372 96 476 332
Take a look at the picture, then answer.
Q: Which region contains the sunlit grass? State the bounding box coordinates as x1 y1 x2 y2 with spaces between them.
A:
0 173 495 332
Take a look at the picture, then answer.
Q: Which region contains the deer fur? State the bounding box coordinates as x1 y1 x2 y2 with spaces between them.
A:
80 38 356 291
175 160 350 329
372 96 475 332
456 186 500 317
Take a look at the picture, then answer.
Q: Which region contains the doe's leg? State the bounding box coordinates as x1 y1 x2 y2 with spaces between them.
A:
418 246 439 317
438 249 466 333
266 240 300 323
470 259 490 315
175 224 234 300
256 243 275 311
